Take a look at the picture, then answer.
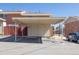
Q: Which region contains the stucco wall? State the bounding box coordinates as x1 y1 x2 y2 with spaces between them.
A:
28 24 52 37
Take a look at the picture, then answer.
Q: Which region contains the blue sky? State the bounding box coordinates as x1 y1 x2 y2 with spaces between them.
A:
0 3 79 16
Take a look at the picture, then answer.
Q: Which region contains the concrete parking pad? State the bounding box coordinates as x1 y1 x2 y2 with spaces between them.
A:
0 38 78 55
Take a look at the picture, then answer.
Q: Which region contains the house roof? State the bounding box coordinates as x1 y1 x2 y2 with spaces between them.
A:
0 11 22 14
21 13 51 17
0 11 65 24
0 11 52 17
0 11 51 16
64 16 79 24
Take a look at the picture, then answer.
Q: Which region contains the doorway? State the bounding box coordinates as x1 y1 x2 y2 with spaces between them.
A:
17 27 22 36
23 26 28 36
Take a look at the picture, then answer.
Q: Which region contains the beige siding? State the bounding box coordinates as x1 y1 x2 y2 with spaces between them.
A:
28 24 52 37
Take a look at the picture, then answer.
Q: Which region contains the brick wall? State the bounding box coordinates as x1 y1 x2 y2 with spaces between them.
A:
64 20 79 37
4 14 23 35
6 14 25 24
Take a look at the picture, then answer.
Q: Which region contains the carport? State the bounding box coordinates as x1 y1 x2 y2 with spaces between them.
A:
12 17 64 42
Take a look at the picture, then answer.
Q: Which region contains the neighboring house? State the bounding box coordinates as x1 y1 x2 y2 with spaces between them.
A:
64 16 79 37
0 11 64 37
51 22 64 35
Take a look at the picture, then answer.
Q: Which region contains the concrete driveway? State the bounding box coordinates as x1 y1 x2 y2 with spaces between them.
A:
0 37 79 55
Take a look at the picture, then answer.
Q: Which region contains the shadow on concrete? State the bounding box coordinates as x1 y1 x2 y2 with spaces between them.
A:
0 36 42 44
64 39 79 44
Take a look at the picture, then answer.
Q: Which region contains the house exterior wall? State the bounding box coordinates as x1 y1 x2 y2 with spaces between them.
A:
0 12 60 37
4 26 16 35
3 13 54 37
6 14 24 24
4 24 53 37
0 22 3 35
28 24 53 37
4 14 24 35
64 20 79 37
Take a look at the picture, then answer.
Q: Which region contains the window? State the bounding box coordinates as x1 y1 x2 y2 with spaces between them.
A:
0 14 3 18
0 14 7 19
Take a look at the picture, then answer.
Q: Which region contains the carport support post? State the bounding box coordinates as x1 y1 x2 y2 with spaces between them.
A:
14 22 17 42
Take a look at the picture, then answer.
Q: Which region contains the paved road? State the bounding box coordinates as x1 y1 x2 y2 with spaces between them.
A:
0 38 79 55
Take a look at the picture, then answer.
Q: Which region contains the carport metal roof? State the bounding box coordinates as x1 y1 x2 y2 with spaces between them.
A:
12 17 65 24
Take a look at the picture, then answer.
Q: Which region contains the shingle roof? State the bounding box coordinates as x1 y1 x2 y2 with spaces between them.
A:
64 16 79 24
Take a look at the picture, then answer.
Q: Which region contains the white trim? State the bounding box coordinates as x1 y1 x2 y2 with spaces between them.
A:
0 18 6 22
3 22 6 27
8 24 19 27
12 17 65 20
